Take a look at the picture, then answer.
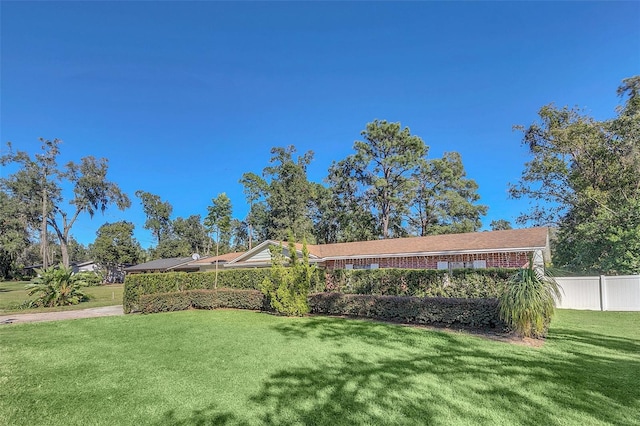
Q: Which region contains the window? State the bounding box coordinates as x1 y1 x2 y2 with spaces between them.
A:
345 264 353 270
472 260 487 269
440 260 484 270
450 262 466 270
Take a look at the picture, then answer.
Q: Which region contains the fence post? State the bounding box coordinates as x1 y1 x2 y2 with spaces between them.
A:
599 275 608 311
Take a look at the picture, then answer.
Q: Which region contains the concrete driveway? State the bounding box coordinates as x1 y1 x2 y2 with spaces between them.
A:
0 305 124 325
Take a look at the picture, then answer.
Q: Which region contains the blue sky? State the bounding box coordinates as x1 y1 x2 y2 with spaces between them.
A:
1 1 639 249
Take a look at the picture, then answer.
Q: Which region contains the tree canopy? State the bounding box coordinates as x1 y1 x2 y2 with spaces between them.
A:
330 120 428 239
510 76 640 274
135 190 173 245
325 120 486 241
1 139 130 268
410 152 486 236
240 146 316 242
205 193 233 254
90 221 143 282
2 120 492 269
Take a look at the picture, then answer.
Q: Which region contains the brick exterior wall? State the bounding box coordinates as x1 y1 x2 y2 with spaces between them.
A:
324 251 532 270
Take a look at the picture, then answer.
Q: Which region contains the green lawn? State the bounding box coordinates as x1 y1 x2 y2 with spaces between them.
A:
1 309 638 425
0 281 123 314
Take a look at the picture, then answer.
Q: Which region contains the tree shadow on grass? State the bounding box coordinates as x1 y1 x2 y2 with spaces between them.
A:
549 327 640 355
156 403 247 426
257 317 640 425
250 349 566 425
272 315 451 350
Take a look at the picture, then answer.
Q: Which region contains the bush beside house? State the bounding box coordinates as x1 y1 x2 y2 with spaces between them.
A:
309 293 507 331
124 268 326 313
124 269 269 313
124 267 514 313
125 267 518 332
139 289 269 313
136 288 505 331
325 268 513 298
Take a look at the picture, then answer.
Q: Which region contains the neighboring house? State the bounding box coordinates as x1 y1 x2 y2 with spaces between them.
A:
187 252 246 272
24 260 100 275
225 227 550 271
72 260 100 274
124 257 199 274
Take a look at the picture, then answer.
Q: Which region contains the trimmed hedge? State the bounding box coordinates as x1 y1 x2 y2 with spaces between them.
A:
308 293 507 331
138 289 269 314
124 268 515 331
124 269 269 313
124 268 515 313
124 268 326 313
138 290 505 332
325 268 514 298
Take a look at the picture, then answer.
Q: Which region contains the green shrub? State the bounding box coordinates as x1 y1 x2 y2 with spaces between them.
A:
260 239 313 316
308 293 506 330
123 268 278 313
138 289 268 314
207 289 270 310
26 264 89 307
124 267 508 313
325 268 513 298
499 263 561 338
139 291 192 313
76 271 103 286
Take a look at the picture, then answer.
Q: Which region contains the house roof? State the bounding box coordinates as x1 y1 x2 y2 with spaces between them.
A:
227 227 549 266
74 260 97 267
189 252 245 265
310 227 549 259
226 240 321 266
124 257 196 272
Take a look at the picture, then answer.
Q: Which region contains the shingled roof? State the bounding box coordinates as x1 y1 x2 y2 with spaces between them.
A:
188 252 245 265
309 227 549 259
226 227 550 267
124 257 197 273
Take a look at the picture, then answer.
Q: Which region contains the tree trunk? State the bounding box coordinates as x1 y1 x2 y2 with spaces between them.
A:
60 238 70 268
41 175 48 268
52 224 71 268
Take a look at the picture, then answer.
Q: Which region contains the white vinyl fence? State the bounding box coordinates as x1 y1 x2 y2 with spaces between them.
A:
555 275 640 311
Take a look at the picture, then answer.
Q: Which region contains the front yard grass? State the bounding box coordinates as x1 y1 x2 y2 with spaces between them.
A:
0 281 123 314
0 309 638 425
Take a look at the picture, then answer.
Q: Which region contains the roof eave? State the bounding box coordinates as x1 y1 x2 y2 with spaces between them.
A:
322 246 548 261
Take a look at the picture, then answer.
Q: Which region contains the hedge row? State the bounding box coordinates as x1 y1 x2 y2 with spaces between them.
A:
124 268 325 313
325 268 514 298
138 289 269 314
138 289 505 331
308 293 507 330
124 267 515 314
124 269 266 313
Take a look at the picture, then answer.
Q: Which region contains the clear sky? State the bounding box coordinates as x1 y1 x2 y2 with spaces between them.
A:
1 1 639 249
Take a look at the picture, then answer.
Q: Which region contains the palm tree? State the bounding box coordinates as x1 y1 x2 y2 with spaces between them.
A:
26 264 89 307
498 259 561 338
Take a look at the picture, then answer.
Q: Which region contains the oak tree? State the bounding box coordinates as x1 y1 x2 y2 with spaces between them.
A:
510 76 640 274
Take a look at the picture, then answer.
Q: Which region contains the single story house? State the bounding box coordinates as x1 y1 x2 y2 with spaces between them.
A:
224 227 550 271
124 228 550 274
23 260 100 276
